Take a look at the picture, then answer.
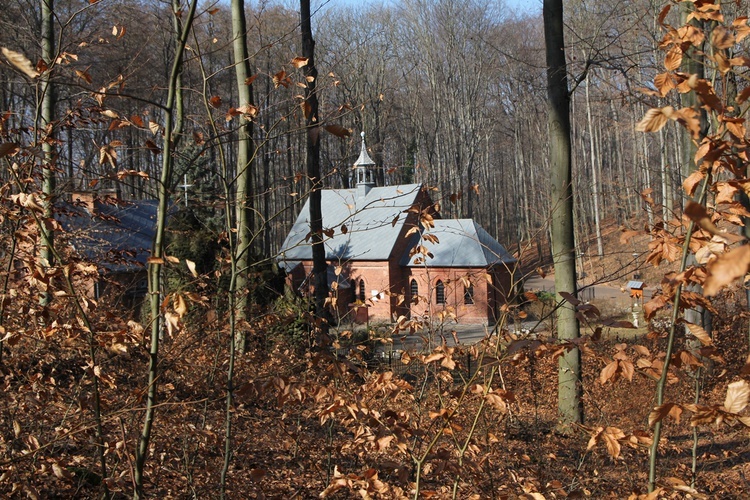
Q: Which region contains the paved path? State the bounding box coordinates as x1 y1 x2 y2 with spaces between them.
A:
523 274 655 301
350 274 657 355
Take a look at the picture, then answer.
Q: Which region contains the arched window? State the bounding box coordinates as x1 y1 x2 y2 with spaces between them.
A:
410 279 419 301
464 284 474 305
359 279 366 302
435 280 445 305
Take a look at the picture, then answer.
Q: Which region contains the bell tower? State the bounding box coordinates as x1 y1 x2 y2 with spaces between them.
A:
355 131 376 198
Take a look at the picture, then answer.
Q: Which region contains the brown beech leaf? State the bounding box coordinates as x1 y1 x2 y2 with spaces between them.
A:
683 201 744 244
272 70 289 88
724 380 750 414
636 106 673 133
485 392 508 414
657 4 671 25
735 17 750 42
711 25 735 49
742 354 750 375
52 462 73 480
0 142 18 158
673 107 701 138
185 259 198 278
1 47 40 78
620 360 634 381
715 182 739 204
682 170 705 196
237 104 258 118
644 294 668 320
683 201 714 228
173 294 188 318
440 353 456 370
75 69 93 84
424 352 444 363
144 139 160 155
620 229 641 244
558 291 580 306
684 322 712 346
738 86 750 104
323 124 351 138
664 46 683 71
654 72 675 96
300 101 312 119
600 360 618 384
649 402 676 427
130 115 144 127
291 56 309 68
704 245 750 296
602 427 625 459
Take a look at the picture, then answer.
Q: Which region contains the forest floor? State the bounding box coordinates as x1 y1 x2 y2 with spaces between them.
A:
3 222 750 499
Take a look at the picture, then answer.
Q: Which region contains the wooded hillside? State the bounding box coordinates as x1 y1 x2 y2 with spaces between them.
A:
0 0 684 257
3 0 750 498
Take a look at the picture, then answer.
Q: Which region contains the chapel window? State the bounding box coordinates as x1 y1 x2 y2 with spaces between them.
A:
435 280 445 305
464 284 474 305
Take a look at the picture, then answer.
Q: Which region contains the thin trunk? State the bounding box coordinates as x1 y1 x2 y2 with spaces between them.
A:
585 72 603 257
649 3 709 492
134 0 197 496
544 0 582 428
39 0 55 306
301 0 329 334
642 126 655 230
232 0 256 352
678 3 709 329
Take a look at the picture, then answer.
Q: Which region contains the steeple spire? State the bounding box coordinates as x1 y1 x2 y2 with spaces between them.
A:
355 131 376 198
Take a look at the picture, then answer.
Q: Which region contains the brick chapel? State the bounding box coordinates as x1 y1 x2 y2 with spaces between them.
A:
278 133 518 325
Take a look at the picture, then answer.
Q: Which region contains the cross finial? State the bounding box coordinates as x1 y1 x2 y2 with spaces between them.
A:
178 174 194 207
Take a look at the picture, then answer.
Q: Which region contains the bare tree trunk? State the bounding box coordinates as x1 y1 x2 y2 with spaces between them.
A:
134 1 197 496
301 0 329 335
641 120 655 230
544 0 582 429
39 0 55 306
585 71 603 257
659 127 672 218
678 3 708 328
231 0 255 351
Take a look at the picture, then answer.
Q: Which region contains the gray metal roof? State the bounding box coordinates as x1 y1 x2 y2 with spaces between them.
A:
58 199 158 273
400 219 516 267
278 183 423 262
627 280 644 289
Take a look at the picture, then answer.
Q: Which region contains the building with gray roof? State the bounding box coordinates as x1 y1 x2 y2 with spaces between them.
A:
279 133 518 325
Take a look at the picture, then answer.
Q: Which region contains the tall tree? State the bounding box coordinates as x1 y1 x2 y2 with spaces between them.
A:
678 1 709 330
300 0 328 334
232 0 256 350
134 0 198 496
39 0 55 306
544 0 582 428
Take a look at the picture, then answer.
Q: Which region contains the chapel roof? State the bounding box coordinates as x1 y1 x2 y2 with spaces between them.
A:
57 198 159 273
400 218 516 268
278 183 423 265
